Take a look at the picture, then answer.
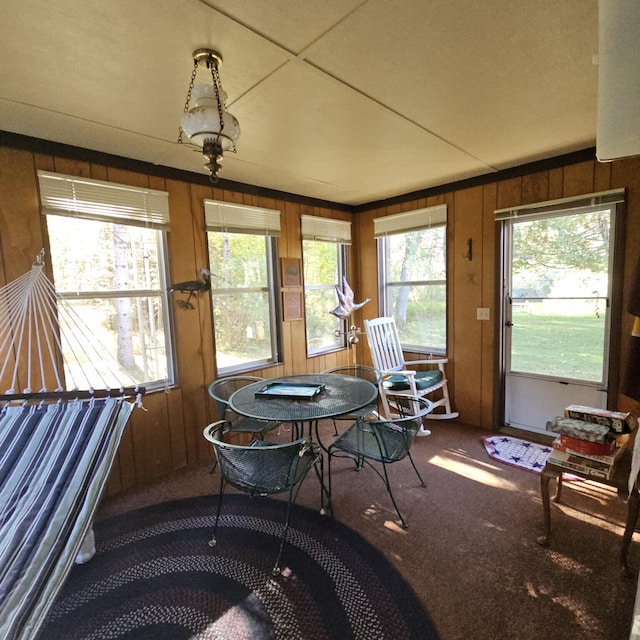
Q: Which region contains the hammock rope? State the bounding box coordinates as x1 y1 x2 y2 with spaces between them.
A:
0 253 144 403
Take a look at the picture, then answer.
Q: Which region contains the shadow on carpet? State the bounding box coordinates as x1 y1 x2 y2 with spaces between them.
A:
37 494 439 640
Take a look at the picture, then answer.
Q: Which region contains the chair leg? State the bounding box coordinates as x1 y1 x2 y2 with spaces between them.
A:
380 461 408 529
272 500 291 576
209 476 226 548
441 381 453 414
407 451 427 488
424 383 459 420
312 453 329 515
327 449 335 517
272 455 323 575
272 481 301 576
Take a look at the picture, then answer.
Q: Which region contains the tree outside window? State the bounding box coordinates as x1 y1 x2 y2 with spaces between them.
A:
45 215 172 389
204 200 281 374
376 205 448 354
208 231 279 372
40 171 173 391
303 240 346 354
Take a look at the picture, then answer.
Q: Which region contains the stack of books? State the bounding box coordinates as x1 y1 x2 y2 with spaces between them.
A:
546 405 635 480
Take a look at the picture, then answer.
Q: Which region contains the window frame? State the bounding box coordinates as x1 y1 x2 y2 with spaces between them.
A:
300 215 352 356
375 205 448 355
204 199 282 375
302 239 348 355
38 170 176 391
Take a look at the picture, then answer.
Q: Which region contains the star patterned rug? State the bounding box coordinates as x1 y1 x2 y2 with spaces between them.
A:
481 435 552 473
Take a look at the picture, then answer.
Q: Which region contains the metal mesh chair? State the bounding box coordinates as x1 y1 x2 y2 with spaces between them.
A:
328 394 433 529
208 376 281 438
203 421 323 575
322 364 381 435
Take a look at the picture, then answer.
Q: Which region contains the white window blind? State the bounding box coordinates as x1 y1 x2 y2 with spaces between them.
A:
373 204 447 237
494 189 625 221
301 215 351 244
38 171 169 228
204 200 280 236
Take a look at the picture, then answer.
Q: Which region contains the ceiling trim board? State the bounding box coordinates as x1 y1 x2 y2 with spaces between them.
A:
0 130 596 215
0 130 353 213
352 147 598 212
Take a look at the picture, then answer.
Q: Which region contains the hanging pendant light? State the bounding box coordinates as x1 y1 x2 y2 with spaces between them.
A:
178 48 240 183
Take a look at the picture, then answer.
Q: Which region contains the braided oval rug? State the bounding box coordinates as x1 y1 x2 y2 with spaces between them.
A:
37 495 438 640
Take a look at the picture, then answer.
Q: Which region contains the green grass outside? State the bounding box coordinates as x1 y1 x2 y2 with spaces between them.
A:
510 311 606 381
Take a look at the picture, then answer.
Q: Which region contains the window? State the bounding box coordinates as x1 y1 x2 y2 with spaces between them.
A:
374 205 447 354
301 216 350 354
205 200 281 373
38 170 174 390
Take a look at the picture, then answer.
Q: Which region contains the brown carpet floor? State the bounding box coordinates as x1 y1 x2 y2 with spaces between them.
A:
98 420 638 640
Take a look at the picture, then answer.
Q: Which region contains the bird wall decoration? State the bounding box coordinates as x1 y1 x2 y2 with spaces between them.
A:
329 277 370 319
169 268 211 309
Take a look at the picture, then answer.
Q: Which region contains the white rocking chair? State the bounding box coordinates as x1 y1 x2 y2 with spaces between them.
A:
364 316 458 423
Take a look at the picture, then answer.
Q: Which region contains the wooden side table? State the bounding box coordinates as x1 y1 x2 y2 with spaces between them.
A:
537 450 640 577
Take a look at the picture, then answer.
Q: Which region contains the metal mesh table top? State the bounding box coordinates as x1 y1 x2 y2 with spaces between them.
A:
228 374 378 422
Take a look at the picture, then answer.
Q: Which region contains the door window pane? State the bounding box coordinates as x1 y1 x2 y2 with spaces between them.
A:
509 209 611 383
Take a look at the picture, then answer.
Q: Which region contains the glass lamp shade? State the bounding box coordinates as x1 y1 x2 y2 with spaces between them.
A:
180 84 240 150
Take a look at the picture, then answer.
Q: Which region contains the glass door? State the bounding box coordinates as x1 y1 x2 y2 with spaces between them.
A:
501 203 615 434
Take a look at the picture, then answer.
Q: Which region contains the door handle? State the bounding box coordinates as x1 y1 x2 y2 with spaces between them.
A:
505 321 514 327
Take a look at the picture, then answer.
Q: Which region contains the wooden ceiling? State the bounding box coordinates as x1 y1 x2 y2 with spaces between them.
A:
0 0 598 205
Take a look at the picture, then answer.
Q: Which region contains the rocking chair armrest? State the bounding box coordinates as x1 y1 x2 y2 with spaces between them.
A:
403 358 449 366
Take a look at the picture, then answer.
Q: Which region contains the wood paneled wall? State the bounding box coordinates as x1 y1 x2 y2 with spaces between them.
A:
2 138 640 496
355 156 640 430
0 145 353 496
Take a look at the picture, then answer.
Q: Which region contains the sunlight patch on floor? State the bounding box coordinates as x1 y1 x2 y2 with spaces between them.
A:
429 453 519 490
553 501 624 535
360 503 409 534
561 477 618 504
546 548 593 575
480 519 507 533
383 519 407 533
551 592 602 634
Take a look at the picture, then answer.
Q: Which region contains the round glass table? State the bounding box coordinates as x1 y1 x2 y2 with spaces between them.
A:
228 373 378 425
229 373 378 516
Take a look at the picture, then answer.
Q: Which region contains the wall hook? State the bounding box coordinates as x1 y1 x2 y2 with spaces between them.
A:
463 238 473 261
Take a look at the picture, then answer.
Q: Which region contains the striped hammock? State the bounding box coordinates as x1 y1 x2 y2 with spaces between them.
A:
0 254 142 639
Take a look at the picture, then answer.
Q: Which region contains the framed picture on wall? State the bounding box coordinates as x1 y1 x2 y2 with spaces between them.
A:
281 258 302 288
282 291 303 321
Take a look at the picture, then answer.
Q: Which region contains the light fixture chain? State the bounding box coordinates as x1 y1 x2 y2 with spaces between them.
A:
211 63 225 136
177 59 199 144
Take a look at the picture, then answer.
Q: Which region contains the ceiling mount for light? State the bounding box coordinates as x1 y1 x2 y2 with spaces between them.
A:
178 48 240 183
